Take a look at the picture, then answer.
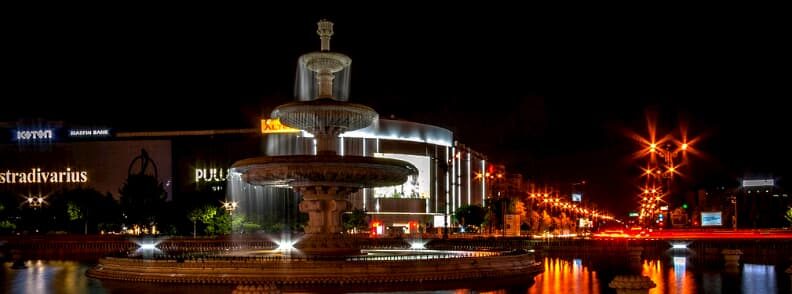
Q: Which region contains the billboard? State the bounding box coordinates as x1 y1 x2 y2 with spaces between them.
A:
504 214 520 236
374 153 430 199
261 118 300 134
742 179 773 187
578 218 592 228
701 212 722 227
571 193 582 202
433 215 449 228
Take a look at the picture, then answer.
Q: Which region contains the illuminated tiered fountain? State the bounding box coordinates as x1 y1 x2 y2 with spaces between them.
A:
87 20 542 288
231 19 418 255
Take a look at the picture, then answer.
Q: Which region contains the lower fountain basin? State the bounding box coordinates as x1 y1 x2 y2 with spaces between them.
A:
86 250 542 285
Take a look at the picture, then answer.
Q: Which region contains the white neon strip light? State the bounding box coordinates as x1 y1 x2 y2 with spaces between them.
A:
451 147 455 213
362 139 367 209
467 152 471 205
481 159 486 207
434 152 438 214
457 151 462 208
445 149 450 216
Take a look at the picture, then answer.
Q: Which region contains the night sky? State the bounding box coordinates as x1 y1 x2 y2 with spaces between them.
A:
3 9 789 215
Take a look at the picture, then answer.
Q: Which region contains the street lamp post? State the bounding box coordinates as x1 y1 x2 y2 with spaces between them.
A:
730 195 738 230
640 139 690 228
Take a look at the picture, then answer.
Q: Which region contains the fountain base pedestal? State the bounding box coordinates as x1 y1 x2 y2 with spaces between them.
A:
609 275 656 294
294 234 360 256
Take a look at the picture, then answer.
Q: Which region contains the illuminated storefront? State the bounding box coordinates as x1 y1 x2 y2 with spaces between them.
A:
0 139 173 199
263 118 489 231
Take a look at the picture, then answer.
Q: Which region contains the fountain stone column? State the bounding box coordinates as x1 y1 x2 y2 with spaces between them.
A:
786 264 792 285
298 187 349 234
293 185 359 255
609 275 656 294
722 249 743 273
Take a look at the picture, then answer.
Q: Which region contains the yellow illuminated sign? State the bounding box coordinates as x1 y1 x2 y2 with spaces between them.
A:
261 118 300 134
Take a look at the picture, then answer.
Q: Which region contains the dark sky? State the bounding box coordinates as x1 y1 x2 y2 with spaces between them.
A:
3 8 789 215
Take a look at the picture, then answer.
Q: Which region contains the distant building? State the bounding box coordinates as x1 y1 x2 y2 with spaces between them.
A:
695 177 789 229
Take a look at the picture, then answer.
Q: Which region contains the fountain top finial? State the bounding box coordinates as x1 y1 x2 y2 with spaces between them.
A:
317 19 334 51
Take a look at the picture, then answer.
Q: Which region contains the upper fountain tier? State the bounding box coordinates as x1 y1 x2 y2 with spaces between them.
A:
276 19 377 155
295 19 353 102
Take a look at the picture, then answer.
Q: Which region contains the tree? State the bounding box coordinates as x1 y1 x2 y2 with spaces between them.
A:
540 210 552 232
785 207 792 227
559 212 573 233
169 190 226 236
119 174 166 231
186 205 246 236
529 210 541 232
46 187 122 234
231 213 247 233
0 200 15 233
484 210 497 234
453 204 485 231
513 199 526 221
187 207 204 238
551 216 561 233
343 208 368 233
187 204 216 236
204 209 231 236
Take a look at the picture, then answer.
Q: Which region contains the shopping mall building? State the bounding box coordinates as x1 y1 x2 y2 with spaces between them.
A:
1 118 494 232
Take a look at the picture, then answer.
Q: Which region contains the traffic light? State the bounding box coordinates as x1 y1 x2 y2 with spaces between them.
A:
682 203 688 209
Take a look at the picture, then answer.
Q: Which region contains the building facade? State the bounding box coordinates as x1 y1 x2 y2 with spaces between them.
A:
2 118 495 234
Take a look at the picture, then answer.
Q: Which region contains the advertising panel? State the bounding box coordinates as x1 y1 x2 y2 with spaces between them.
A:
701 211 722 226
374 153 430 199
504 214 520 236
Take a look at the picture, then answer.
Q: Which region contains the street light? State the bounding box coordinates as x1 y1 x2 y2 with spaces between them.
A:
636 128 697 228
26 195 46 209
221 200 238 215
730 194 737 230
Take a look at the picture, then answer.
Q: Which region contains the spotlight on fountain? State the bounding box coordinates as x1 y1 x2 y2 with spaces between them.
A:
276 239 298 251
134 240 162 258
669 241 691 250
139 243 158 250
410 240 428 250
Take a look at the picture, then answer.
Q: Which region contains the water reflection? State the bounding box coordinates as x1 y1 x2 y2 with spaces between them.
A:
3 260 102 294
1 257 788 293
528 257 599 294
642 257 697 294
742 264 776 294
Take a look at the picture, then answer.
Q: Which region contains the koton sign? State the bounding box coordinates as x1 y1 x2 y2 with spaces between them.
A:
16 129 53 140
